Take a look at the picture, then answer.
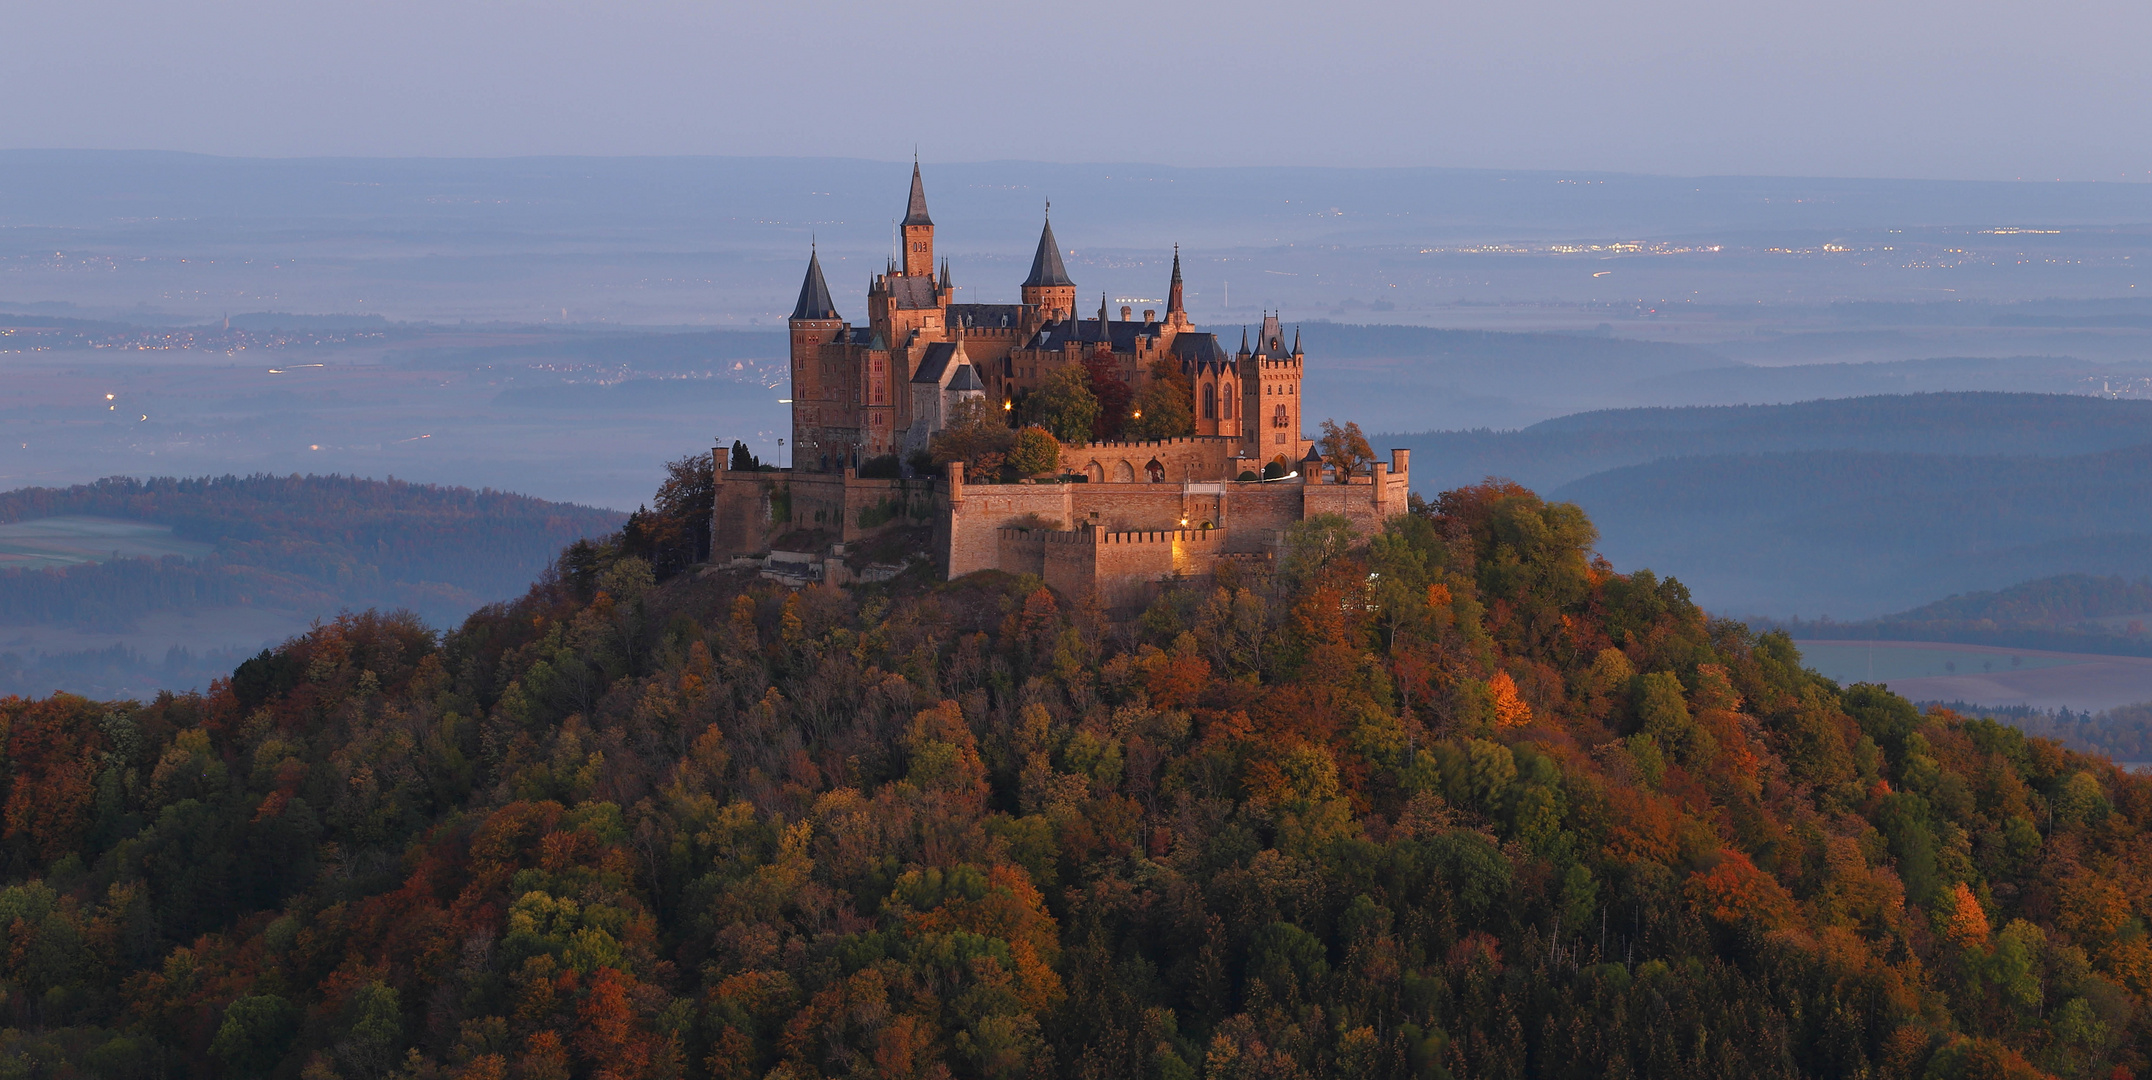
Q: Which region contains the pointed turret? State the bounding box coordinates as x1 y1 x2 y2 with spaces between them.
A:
903 161 933 227
939 259 951 291
789 247 840 321
1167 244 1185 317
1020 204 1078 320
1238 326 1249 356
1022 214 1074 288
900 163 935 277
1292 325 1301 355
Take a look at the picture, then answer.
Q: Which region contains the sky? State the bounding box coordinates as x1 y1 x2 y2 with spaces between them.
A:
4 0 2149 182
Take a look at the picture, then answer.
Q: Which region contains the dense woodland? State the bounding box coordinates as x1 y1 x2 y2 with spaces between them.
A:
0 473 2147 1079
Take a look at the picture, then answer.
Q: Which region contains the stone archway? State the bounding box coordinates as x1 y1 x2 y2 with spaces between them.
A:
1085 461 1105 484
1115 460 1136 483
1145 458 1166 483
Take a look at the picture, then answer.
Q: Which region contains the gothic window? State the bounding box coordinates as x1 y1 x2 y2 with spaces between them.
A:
1145 458 1166 483
1115 460 1135 482
1201 383 1215 419
1273 404 1288 428
1221 384 1234 419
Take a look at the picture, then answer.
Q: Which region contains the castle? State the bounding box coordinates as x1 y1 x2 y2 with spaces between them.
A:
711 164 1410 604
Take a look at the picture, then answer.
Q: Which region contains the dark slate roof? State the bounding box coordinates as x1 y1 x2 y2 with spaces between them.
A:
789 250 840 320
1249 314 1291 359
946 364 984 392
1026 317 1162 352
1302 444 1324 463
912 342 959 384
1022 219 1074 288
887 276 938 310
949 303 1025 329
1172 333 1229 366
848 327 876 346
903 163 933 227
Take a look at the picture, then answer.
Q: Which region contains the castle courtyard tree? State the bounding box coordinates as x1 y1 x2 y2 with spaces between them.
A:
1023 365 1100 444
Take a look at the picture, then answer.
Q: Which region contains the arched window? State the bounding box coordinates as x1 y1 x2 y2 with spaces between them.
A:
1201 383 1216 419
1085 461 1104 483
1273 404 1288 428
1221 384 1234 419
1145 458 1165 483
1115 460 1135 483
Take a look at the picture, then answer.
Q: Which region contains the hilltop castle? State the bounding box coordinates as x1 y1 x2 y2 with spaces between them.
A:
712 164 1409 603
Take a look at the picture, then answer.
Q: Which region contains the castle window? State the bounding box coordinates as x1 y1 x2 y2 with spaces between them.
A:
1221 384 1233 419
1273 404 1288 428
1201 383 1215 419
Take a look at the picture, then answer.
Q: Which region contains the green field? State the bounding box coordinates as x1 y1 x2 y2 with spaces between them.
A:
1795 640 2086 683
0 515 214 569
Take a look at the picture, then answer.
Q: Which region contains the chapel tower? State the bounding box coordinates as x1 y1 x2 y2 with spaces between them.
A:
900 161 935 279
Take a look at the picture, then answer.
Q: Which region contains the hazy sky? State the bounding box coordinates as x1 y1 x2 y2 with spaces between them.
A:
6 0 2148 181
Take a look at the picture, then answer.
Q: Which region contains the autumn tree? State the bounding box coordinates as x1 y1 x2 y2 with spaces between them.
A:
930 395 1017 476
1318 418 1375 478
1125 358 1194 441
1022 364 1100 445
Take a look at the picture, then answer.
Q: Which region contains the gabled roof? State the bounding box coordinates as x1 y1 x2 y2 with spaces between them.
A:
789 249 840 321
886 276 938 310
903 163 933 227
949 303 1025 329
1022 218 1074 288
1172 333 1230 366
946 364 984 392
912 341 960 384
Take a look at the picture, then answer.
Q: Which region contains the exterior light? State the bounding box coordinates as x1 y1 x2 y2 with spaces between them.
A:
1132 410 1142 419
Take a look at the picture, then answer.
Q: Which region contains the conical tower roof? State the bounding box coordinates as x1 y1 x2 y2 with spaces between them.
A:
1022 213 1074 288
789 248 840 321
903 162 933 227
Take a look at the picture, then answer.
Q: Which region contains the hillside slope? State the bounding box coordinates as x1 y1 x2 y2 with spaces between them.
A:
0 478 2143 1079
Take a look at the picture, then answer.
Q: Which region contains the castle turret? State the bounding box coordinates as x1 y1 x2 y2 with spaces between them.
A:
789 247 849 471
1021 207 1077 321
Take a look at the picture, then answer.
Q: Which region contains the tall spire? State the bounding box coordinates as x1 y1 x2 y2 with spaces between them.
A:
903 161 932 227
1022 210 1074 288
789 246 839 321
1238 326 1249 355
1167 244 1185 315
1292 325 1301 354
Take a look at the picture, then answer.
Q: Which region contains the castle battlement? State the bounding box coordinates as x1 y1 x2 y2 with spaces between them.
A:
997 527 1220 546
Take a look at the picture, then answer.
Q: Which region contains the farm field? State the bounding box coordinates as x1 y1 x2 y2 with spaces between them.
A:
1796 638 2152 712
0 515 213 568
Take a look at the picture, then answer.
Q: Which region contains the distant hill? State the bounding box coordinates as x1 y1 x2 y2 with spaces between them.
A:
1766 574 2152 657
0 474 623 697
1556 442 2152 619
1387 391 2152 494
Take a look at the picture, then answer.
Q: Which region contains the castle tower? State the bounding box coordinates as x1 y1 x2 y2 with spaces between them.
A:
901 162 934 279
788 247 848 470
1020 208 1077 321
1242 313 1303 462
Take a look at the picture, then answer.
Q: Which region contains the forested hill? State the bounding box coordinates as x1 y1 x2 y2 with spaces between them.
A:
0 477 2145 1079
0 475 625 699
1767 575 2152 657
1384 392 2152 495
0 474 624 627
